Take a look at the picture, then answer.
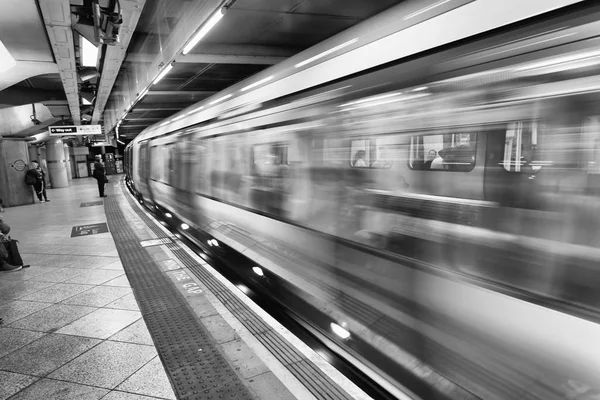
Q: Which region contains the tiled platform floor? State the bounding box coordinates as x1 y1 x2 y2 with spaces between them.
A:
0 177 176 400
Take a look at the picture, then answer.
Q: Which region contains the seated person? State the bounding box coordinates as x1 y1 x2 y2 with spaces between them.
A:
353 150 367 167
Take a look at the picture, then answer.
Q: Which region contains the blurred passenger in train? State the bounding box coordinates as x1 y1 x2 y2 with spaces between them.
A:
428 150 445 170
353 150 367 167
371 147 392 168
93 155 108 198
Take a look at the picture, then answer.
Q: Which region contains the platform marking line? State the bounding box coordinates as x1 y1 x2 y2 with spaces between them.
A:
120 182 405 400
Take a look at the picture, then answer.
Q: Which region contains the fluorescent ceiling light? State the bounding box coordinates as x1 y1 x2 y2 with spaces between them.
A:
181 223 190 230
182 8 225 55
82 97 92 105
190 106 204 114
209 93 232 105
165 212 172 218
117 139 125 145
295 38 358 68
80 36 99 67
412 86 428 91
153 63 173 85
404 0 452 20
241 76 274 92
252 266 264 276
0 39 16 73
172 114 186 121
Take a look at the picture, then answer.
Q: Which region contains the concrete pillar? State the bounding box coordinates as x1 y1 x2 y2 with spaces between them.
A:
28 145 38 164
63 144 72 180
46 138 69 188
0 138 35 206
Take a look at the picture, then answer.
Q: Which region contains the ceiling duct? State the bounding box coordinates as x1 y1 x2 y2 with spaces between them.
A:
0 86 66 107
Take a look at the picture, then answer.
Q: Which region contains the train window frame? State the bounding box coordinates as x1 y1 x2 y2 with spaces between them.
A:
408 132 478 172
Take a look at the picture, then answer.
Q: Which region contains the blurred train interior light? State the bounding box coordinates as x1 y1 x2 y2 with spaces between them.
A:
165 213 172 218
182 7 225 55
241 76 274 92
295 38 358 68
209 94 232 105
330 323 350 339
412 86 428 91
237 284 251 295
153 63 173 85
181 223 190 230
404 0 452 20
252 266 264 276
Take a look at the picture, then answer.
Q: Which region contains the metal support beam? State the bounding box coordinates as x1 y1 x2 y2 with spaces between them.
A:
38 0 81 124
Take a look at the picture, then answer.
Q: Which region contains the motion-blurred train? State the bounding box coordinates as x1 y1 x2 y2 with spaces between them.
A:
125 1 600 398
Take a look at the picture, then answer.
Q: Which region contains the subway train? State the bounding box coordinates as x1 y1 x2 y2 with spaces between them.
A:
125 2 600 399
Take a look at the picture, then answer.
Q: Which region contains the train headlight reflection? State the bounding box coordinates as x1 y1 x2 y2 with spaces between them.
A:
181 223 190 230
330 323 350 339
252 267 264 276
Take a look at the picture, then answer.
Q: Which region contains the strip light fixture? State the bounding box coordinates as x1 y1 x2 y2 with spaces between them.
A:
153 63 174 85
182 7 226 55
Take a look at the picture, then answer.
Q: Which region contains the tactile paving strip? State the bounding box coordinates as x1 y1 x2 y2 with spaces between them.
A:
120 181 355 400
104 186 255 400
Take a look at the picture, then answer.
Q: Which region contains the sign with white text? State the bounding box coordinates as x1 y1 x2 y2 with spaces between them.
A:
49 125 102 136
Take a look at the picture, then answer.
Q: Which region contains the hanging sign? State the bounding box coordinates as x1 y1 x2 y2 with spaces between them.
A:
49 125 102 136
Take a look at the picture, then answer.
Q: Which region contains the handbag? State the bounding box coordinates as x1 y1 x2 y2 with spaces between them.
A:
3 240 24 266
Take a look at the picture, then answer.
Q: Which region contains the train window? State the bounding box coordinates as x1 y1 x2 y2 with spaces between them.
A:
350 139 394 168
149 146 160 180
252 143 288 171
503 122 542 172
409 132 476 172
350 140 369 167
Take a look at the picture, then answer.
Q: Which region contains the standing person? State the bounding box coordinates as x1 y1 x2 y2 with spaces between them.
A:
93 155 108 197
25 161 49 203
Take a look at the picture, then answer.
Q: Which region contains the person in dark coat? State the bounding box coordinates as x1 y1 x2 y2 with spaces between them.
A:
93 155 107 197
26 161 49 203
0 198 29 272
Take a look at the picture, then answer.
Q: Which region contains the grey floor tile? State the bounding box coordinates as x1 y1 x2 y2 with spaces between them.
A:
0 300 52 325
66 269 124 285
101 391 167 400
116 357 175 400
0 334 101 376
0 328 46 359
0 280 57 301
20 282 94 303
68 256 120 269
61 286 131 307
31 267 88 283
57 308 141 339
100 260 124 271
248 371 298 400
109 319 154 346
105 293 139 311
35 254 83 268
0 266 60 282
9 303 96 332
49 341 157 389
7 378 108 400
103 275 131 287
0 371 38 400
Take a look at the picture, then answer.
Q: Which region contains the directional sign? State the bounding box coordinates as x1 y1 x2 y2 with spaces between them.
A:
80 201 104 208
70 222 109 237
49 125 102 136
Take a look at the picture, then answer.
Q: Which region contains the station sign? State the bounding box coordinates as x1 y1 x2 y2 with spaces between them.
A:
49 125 102 136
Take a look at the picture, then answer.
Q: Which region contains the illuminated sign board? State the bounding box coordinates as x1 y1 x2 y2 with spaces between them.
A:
49 125 102 136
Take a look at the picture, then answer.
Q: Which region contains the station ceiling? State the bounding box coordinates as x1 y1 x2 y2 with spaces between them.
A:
0 0 403 141
115 0 404 140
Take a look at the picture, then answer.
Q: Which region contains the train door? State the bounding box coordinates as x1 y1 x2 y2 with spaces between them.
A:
138 140 157 207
